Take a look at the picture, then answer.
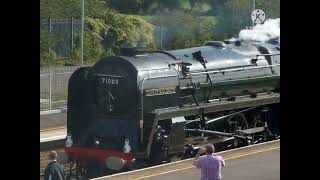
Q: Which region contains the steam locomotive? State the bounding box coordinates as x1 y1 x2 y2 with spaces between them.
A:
65 40 280 178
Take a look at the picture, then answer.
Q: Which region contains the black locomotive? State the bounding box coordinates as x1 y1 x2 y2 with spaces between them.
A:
65 40 280 178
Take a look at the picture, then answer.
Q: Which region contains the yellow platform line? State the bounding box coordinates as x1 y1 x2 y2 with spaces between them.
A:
40 127 66 132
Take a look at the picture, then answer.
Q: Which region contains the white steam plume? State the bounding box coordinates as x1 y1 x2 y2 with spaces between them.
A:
238 18 280 43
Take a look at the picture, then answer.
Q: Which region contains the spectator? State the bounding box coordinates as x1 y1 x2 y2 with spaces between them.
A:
44 151 66 180
193 144 225 180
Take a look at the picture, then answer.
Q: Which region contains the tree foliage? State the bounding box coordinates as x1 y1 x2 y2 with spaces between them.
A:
147 11 216 49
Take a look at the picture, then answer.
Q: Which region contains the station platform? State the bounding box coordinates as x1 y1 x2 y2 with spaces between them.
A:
40 110 67 130
40 127 66 143
92 140 280 180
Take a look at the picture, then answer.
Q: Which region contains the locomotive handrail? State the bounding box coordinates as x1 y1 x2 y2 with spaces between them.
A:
190 63 280 76
207 74 279 85
139 67 173 72
91 73 127 78
151 50 179 60
256 53 280 57
140 78 147 143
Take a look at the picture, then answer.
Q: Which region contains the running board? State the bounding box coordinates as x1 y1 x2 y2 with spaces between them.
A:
238 127 265 134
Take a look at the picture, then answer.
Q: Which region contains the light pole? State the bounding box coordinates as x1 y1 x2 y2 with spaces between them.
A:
80 0 84 67
159 0 163 49
252 0 255 28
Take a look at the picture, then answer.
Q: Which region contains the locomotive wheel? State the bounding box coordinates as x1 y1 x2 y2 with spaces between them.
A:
169 152 184 162
252 115 264 144
170 155 182 162
75 161 87 180
130 159 148 170
225 112 249 148
251 109 273 144
149 145 165 165
149 153 162 165
66 161 75 180
66 161 87 180
86 159 104 179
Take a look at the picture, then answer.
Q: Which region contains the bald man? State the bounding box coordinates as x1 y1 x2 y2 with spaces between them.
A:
44 151 66 180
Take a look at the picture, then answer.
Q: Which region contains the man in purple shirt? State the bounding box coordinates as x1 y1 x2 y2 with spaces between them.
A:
193 144 225 180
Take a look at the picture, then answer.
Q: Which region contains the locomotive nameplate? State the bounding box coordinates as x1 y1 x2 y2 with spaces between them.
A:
144 87 176 96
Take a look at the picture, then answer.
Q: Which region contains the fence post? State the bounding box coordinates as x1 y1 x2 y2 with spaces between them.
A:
71 17 74 52
48 18 52 62
49 18 52 32
49 69 52 109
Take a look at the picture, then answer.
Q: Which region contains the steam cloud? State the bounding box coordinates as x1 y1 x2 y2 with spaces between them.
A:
238 18 280 43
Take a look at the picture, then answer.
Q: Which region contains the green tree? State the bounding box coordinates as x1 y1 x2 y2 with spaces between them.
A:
149 11 216 50
66 14 155 65
108 0 144 14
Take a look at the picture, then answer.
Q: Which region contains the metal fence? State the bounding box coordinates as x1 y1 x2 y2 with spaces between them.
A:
40 66 80 111
40 18 81 58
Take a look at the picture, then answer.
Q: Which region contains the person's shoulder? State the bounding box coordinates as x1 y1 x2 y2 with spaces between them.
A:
214 155 224 160
50 161 63 168
45 162 56 172
197 156 207 162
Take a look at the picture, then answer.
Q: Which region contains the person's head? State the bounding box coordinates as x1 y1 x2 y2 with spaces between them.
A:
48 151 58 161
205 144 215 155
